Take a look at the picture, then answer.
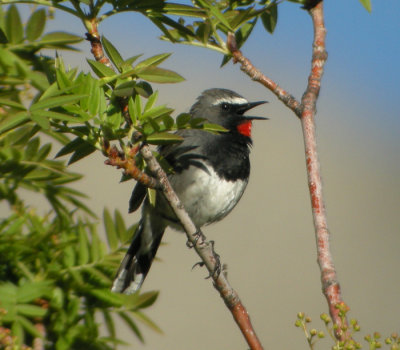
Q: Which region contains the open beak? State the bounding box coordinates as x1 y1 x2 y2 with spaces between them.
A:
237 101 269 120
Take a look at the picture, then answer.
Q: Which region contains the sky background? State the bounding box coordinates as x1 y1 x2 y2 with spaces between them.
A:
17 0 400 348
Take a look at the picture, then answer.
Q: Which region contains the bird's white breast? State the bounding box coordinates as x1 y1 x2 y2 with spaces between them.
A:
168 162 248 228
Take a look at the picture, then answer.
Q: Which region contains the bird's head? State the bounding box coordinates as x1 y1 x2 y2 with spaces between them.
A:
190 88 268 138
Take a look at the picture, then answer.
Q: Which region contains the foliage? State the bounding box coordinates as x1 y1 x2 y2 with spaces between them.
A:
0 5 164 349
0 0 374 348
295 308 399 350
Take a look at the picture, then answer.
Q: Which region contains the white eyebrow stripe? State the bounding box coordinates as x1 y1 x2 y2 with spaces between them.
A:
212 96 248 106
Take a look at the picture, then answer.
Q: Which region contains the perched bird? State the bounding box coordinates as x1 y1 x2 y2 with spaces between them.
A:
112 88 267 294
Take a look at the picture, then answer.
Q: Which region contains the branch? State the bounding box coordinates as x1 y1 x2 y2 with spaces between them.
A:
86 23 264 350
301 2 349 340
227 1 349 341
140 145 264 350
227 32 302 117
103 142 160 190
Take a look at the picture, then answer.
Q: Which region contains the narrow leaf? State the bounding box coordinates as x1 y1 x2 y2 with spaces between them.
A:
30 94 87 111
146 132 183 145
135 53 172 70
39 31 83 45
102 36 124 70
87 59 116 78
103 208 118 251
136 67 184 84
261 4 278 34
359 0 372 12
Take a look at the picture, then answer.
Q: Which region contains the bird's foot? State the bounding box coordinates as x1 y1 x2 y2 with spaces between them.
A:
186 230 202 249
205 240 221 279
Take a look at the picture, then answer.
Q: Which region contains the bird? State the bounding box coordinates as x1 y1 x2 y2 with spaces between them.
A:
111 88 267 294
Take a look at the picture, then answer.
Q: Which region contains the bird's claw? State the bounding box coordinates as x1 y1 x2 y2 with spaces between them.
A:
205 240 221 279
186 230 202 249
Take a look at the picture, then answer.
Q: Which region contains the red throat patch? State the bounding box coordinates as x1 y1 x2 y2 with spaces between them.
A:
237 121 252 137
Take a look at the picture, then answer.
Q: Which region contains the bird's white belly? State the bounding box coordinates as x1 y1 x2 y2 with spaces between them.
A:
168 163 248 228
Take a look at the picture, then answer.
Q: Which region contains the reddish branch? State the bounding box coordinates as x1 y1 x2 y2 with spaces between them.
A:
302 3 349 339
140 145 264 350
88 23 263 349
103 142 160 189
227 32 302 117
228 1 348 341
85 20 113 68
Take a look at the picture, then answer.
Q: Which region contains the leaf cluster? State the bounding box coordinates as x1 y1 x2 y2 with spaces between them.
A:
0 207 160 349
1 6 162 349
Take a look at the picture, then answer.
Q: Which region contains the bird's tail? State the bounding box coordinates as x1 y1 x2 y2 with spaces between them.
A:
111 209 165 295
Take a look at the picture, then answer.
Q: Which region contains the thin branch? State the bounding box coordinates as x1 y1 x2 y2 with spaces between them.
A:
227 32 302 117
85 22 264 349
301 2 349 340
103 142 160 190
227 1 349 341
140 145 264 350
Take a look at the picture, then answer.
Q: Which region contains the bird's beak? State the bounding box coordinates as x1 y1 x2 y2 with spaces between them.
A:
238 101 269 120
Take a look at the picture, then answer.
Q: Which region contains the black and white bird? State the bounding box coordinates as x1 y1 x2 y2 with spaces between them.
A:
112 88 267 294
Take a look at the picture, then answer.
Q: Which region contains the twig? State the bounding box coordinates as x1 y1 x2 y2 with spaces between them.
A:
301 2 348 340
103 142 160 190
228 1 349 341
86 22 264 350
227 32 302 117
140 145 264 350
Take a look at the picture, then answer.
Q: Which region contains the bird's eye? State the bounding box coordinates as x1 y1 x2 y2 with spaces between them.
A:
221 103 230 111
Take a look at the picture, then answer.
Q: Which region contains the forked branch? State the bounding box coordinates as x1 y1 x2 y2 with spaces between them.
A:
228 1 348 341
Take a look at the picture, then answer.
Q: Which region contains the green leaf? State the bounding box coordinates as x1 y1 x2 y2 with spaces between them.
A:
0 111 30 135
26 9 46 41
144 91 158 112
87 289 124 307
132 310 162 334
135 53 172 70
16 304 47 317
87 59 116 78
5 5 23 44
135 81 153 98
202 123 228 133
163 115 174 130
114 210 127 241
103 208 118 251
359 0 372 12
55 137 86 158
118 312 144 342
261 4 278 34
30 94 87 111
0 98 26 110
132 291 159 309
146 132 183 145
136 67 184 84
176 113 191 128
78 225 89 265
30 113 50 129
128 97 137 125
147 188 156 207
103 310 116 338
17 315 43 338
68 142 96 165
102 36 124 71
196 0 232 30
39 31 83 45
114 81 136 97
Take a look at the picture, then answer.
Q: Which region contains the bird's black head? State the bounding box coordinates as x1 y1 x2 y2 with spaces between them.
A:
190 88 267 138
